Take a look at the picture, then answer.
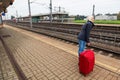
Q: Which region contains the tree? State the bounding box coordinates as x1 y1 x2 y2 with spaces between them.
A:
11 15 15 19
75 15 86 20
112 13 117 16
105 13 112 16
117 12 120 20
79 16 86 20
75 15 80 20
96 13 102 16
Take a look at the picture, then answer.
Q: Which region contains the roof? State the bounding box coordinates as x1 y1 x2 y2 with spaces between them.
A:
21 12 68 18
0 0 14 13
32 12 68 17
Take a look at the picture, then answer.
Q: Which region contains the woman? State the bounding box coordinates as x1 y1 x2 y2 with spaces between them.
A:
78 16 95 56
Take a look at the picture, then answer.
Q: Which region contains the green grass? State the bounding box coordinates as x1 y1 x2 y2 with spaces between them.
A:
74 20 120 24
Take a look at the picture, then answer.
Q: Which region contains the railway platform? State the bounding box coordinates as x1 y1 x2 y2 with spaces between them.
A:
0 25 120 80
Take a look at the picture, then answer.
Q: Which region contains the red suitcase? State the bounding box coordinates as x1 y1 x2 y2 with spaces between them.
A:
79 49 95 76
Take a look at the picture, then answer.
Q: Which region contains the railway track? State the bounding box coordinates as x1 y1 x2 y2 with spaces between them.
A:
5 21 120 54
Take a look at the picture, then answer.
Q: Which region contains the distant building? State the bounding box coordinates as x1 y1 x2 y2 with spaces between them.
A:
18 12 69 23
95 15 117 20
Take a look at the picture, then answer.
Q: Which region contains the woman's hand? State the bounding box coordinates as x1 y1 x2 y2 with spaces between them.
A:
87 43 91 46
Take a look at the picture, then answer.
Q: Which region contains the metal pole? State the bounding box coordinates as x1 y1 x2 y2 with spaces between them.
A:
50 0 52 23
59 6 61 12
28 0 32 28
92 4 95 19
61 15 64 23
16 10 18 23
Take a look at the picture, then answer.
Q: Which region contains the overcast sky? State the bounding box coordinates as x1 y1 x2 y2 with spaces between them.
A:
6 0 120 18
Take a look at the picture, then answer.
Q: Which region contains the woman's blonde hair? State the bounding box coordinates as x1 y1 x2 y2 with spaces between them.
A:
87 16 94 22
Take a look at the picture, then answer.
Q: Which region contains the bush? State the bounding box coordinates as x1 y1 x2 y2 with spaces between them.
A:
74 20 120 24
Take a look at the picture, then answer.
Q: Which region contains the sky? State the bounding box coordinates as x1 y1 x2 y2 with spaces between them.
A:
5 0 120 18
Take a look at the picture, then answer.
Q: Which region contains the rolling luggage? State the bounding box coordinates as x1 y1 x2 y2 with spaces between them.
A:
79 49 95 76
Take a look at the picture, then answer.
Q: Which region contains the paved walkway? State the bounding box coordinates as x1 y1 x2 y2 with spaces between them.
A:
0 35 19 80
7 24 120 74
0 25 120 80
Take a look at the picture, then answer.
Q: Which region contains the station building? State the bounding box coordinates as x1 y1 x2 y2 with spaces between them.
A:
18 12 69 23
